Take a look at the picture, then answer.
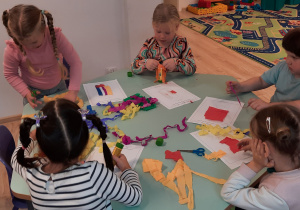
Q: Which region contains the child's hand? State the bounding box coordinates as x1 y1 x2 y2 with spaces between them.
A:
146 59 159 71
63 90 79 102
248 139 274 172
163 59 177 72
26 91 42 108
30 129 37 141
248 98 269 111
113 154 131 172
237 138 252 151
226 81 241 94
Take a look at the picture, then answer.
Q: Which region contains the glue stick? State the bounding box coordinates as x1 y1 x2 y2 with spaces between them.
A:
112 142 124 166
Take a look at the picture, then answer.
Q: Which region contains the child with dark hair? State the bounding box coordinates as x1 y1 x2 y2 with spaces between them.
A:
221 104 300 209
131 3 196 75
226 28 300 111
2 4 82 108
11 99 142 209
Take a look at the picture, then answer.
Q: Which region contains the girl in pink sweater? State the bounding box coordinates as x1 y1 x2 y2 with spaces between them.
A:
2 4 82 108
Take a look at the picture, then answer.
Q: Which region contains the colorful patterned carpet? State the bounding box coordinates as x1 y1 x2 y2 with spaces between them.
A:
181 4 300 68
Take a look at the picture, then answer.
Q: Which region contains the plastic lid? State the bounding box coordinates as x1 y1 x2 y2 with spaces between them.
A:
116 142 124 149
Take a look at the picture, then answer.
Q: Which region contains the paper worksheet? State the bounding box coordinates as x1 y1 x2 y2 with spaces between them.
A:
142 81 200 109
188 97 243 127
190 131 252 169
83 79 127 106
85 143 144 176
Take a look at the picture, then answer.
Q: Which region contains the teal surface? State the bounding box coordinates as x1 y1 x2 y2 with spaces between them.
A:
11 71 264 210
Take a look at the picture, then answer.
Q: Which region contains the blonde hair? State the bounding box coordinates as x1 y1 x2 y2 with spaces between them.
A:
152 3 180 26
2 4 68 79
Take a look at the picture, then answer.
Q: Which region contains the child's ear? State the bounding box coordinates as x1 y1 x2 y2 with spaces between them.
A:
263 142 270 157
175 23 179 31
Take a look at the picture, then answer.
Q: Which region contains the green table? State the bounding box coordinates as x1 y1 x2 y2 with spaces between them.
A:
11 70 262 209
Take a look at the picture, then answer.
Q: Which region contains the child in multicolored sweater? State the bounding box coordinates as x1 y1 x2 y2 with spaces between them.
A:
131 3 196 76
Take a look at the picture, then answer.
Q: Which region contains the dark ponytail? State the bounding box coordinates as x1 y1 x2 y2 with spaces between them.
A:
87 114 114 171
18 118 40 168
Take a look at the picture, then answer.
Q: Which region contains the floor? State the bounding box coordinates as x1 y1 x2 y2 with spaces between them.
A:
0 4 274 209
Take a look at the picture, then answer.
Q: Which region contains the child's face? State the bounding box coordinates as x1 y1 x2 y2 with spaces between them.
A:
286 50 300 78
153 22 178 48
18 28 45 50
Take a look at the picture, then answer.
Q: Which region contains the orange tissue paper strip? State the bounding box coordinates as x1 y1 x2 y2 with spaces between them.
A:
204 150 226 161
142 159 227 210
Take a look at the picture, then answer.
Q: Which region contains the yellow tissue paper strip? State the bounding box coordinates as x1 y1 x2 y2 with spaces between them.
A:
43 92 83 108
196 124 250 140
142 159 226 210
204 150 226 161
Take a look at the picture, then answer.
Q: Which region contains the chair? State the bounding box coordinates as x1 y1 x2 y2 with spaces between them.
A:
0 125 28 210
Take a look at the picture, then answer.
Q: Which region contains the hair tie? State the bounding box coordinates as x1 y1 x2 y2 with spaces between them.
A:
78 109 89 121
22 145 26 150
41 10 45 15
266 117 271 134
34 111 47 127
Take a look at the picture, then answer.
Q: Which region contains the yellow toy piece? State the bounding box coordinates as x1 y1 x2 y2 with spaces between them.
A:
187 3 227 15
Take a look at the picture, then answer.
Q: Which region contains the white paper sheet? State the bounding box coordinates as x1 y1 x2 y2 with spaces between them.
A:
83 79 127 106
190 131 252 169
85 143 144 176
188 97 243 127
142 81 200 109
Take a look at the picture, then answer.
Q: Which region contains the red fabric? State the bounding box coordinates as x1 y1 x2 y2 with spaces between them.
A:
220 137 240 153
165 150 183 162
204 106 229 122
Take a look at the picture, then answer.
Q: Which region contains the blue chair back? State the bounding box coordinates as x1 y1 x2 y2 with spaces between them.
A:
0 125 28 209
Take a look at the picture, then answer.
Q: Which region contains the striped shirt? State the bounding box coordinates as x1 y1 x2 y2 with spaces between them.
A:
131 35 196 75
11 141 143 209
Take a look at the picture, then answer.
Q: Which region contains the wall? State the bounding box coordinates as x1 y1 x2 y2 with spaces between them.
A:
0 0 161 118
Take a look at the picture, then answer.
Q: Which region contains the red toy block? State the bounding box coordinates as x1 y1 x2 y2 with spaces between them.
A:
198 0 211 8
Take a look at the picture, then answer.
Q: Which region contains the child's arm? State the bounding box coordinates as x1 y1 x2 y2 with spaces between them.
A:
55 28 82 101
96 162 142 207
226 76 270 94
3 44 31 98
164 37 196 75
221 164 288 209
131 38 159 74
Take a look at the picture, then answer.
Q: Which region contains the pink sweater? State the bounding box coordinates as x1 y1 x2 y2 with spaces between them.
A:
3 27 82 97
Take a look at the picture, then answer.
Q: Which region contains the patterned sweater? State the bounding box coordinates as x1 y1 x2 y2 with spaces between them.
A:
131 35 196 75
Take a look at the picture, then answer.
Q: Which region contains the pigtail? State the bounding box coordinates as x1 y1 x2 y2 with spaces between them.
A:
86 115 114 171
18 118 40 168
43 10 68 80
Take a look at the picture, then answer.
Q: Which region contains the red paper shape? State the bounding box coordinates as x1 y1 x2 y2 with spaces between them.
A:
170 90 177 94
165 150 183 162
204 106 229 122
220 137 240 153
